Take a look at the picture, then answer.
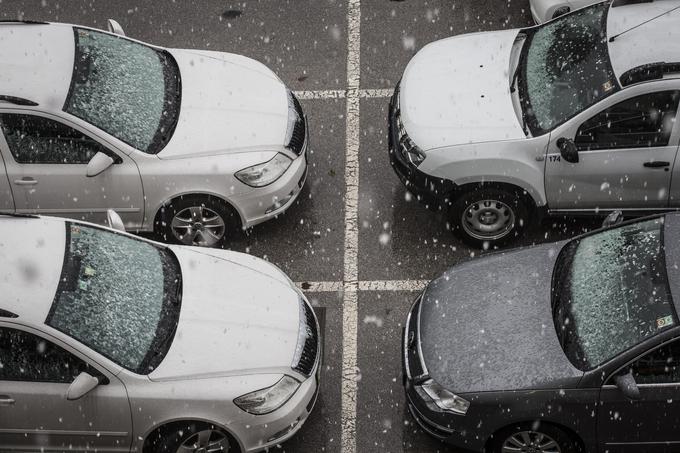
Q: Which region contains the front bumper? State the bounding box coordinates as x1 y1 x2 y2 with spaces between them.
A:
236 116 309 228
387 87 455 211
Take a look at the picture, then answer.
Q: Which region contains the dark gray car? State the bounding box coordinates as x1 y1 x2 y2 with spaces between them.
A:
403 213 680 453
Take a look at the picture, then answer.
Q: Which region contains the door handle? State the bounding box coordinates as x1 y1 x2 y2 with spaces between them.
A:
643 161 670 168
14 177 37 186
0 396 15 406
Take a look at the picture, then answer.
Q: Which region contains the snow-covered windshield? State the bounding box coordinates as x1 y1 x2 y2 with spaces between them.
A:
552 217 675 371
47 223 182 374
521 3 618 135
64 28 181 154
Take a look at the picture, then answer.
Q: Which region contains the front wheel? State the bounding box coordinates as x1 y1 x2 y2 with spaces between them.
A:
449 188 530 248
159 195 241 248
153 424 233 453
489 423 580 453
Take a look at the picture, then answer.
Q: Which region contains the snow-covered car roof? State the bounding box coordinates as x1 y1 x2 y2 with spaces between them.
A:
0 22 75 111
607 0 680 84
0 215 66 324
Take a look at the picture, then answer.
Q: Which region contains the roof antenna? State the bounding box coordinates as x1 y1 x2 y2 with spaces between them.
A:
609 5 680 42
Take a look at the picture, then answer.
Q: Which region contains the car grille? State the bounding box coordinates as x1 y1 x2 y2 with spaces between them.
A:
294 301 319 376
405 294 427 380
287 93 306 155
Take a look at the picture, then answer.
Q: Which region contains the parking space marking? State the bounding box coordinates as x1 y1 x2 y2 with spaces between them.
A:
341 0 362 451
296 280 427 293
292 88 392 100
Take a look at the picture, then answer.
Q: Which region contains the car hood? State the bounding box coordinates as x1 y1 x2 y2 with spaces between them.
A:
419 241 583 394
149 247 300 381
158 49 289 159
399 29 526 151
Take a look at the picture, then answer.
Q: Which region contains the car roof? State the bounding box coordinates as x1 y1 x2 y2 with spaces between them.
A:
0 215 66 324
0 22 75 111
607 0 680 84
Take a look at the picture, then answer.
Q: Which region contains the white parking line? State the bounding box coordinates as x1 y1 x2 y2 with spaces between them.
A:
292 88 392 100
295 280 428 293
341 0 361 450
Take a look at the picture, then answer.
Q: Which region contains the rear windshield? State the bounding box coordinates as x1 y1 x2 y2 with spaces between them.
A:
552 218 676 370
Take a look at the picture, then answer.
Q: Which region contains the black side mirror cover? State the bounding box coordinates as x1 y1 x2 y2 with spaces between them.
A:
557 137 579 164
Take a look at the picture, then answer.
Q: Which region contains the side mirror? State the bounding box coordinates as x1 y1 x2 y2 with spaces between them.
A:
557 137 579 164
107 209 126 232
107 19 126 36
86 152 114 177
613 370 641 400
602 210 624 228
66 372 100 401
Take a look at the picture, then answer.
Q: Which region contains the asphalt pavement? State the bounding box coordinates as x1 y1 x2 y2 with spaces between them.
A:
1 1 598 452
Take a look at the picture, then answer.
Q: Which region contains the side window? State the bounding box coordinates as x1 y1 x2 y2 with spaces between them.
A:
0 327 93 383
575 91 680 151
0 114 119 164
630 340 680 385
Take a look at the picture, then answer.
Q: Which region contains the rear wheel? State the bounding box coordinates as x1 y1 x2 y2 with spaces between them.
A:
489 423 579 453
158 195 241 248
449 187 530 248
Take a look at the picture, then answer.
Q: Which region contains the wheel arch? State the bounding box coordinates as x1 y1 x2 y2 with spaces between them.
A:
451 181 540 212
141 417 244 453
484 419 586 453
150 191 245 233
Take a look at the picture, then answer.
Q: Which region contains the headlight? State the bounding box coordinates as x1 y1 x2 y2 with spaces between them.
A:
235 153 292 187
420 379 470 415
233 375 300 415
552 6 570 18
400 135 426 166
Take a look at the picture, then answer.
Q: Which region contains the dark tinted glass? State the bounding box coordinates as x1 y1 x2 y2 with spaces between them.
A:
631 341 680 385
0 114 109 164
575 91 680 150
0 328 89 383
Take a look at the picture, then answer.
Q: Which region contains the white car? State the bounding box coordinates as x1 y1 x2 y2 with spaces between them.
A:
390 0 680 247
0 20 308 248
0 212 320 453
529 0 602 23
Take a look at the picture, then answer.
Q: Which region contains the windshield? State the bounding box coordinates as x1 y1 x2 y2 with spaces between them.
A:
520 3 619 135
64 28 181 154
552 218 676 371
47 223 182 374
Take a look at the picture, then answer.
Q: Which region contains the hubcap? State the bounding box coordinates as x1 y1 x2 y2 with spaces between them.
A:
177 429 229 453
461 199 515 241
501 431 561 453
171 206 226 247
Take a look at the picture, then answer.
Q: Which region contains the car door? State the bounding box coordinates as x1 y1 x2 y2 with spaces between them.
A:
0 325 132 452
545 90 680 211
0 112 144 227
0 148 14 212
598 338 680 452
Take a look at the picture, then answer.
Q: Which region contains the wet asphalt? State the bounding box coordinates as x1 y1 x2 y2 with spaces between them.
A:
1 1 600 452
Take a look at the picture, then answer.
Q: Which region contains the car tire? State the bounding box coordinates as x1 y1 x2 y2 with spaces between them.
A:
449 187 530 248
489 423 580 453
152 423 236 453
158 195 241 248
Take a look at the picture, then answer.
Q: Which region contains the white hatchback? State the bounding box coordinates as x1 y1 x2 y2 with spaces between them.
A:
0 20 308 248
0 213 321 453
529 0 602 23
390 0 680 247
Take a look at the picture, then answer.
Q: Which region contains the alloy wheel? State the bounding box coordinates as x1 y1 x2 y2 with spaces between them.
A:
176 429 230 453
461 199 515 241
501 430 561 453
171 206 226 247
